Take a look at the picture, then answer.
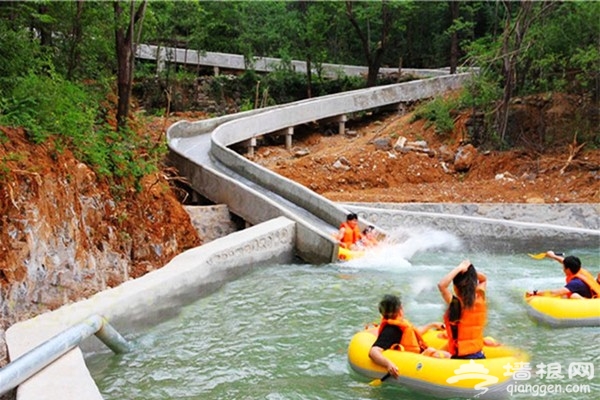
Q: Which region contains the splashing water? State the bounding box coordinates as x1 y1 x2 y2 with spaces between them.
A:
386 226 463 258
343 226 463 271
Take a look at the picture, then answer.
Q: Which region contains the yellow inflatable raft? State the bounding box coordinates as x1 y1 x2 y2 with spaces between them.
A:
337 246 365 261
348 327 528 399
524 294 600 328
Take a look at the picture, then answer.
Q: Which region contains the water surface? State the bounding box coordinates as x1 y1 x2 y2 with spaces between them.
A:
87 234 599 400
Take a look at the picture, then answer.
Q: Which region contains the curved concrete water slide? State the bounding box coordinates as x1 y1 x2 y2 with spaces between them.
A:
136 44 451 79
167 74 472 263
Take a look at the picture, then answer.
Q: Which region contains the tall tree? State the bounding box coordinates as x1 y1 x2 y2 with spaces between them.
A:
297 1 314 98
291 1 333 98
345 1 393 87
496 1 555 141
448 1 460 73
65 0 84 80
114 0 147 131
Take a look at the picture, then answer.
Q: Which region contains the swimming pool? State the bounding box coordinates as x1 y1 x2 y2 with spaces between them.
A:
87 236 599 400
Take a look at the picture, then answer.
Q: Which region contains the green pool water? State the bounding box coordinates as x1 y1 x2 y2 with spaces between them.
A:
87 245 599 399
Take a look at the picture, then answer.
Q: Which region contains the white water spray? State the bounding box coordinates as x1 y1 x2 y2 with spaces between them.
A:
342 226 463 271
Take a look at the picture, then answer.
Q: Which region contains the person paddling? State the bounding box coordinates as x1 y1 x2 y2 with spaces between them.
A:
526 251 600 299
369 294 449 379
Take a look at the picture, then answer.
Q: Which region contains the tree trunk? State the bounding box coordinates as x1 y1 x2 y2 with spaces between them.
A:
448 1 460 74
496 1 554 142
298 0 313 98
114 0 147 132
66 1 84 80
38 4 52 47
306 56 313 98
497 1 535 142
345 1 392 87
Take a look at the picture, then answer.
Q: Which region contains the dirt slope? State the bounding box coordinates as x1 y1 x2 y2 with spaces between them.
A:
251 97 599 204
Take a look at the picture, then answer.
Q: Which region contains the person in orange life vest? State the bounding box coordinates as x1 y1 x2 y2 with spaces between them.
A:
526 251 600 299
336 213 362 249
438 259 487 360
369 294 449 379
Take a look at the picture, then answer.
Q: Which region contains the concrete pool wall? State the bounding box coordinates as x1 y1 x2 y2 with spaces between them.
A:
346 203 600 252
5 217 296 400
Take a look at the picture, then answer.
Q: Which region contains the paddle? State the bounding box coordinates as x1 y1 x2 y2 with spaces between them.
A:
369 372 391 386
527 252 547 260
527 252 564 260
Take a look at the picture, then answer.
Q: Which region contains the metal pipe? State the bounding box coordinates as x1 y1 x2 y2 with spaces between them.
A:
95 316 131 354
0 314 130 396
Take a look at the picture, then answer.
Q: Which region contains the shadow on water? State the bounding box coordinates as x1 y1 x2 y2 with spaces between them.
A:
86 228 599 399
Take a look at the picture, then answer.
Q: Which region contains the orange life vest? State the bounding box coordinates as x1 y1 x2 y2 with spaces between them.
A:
378 318 428 353
566 268 600 298
444 290 487 357
339 222 361 249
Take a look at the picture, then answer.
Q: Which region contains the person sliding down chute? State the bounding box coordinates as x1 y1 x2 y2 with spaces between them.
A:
335 213 362 250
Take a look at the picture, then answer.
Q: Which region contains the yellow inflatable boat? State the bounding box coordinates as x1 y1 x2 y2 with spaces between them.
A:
348 327 528 399
337 246 365 261
524 294 600 328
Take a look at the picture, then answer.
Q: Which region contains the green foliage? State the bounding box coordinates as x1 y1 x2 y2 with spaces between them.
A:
185 2 242 53
459 73 502 110
320 75 365 94
0 71 162 193
0 71 95 143
0 23 44 92
570 45 600 91
84 124 163 193
261 68 307 105
412 97 459 135
522 2 600 95
0 0 597 189
239 98 254 112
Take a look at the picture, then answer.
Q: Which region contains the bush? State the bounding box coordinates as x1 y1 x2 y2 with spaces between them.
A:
459 73 501 110
0 71 96 144
0 71 162 193
412 96 459 135
85 124 162 193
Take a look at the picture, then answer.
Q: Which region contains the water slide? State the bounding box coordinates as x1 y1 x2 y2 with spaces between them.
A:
168 113 344 263
136 44 451 78
167 74 472 263
155 44 599 262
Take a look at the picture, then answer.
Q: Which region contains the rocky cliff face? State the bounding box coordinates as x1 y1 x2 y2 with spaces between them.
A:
0 127 201 366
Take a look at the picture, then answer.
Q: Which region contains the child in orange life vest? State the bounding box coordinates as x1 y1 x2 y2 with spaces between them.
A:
369 294 450 379
438 260 488 360
353 225 379 250
526 251 600 299
335 213 362 249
